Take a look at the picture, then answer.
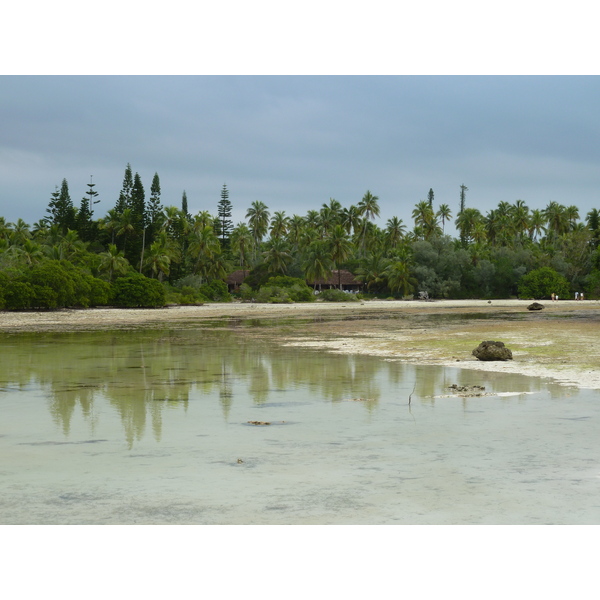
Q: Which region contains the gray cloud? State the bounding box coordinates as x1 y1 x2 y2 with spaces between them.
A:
1 76 599 232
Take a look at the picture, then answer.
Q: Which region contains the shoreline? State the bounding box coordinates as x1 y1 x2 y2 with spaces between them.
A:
1 299 599 390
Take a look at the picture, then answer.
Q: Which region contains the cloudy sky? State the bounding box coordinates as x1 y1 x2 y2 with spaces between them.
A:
2 75 600 235
3 75 599 236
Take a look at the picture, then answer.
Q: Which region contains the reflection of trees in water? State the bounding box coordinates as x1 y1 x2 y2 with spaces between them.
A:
1 329 426 445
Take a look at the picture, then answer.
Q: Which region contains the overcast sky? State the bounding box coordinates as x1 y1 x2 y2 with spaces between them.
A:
2 75 599 236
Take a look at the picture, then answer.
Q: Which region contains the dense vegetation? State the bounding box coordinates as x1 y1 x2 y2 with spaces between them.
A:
1 165 600 310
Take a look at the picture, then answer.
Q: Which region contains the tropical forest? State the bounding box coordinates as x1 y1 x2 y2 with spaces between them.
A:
1 164 600 310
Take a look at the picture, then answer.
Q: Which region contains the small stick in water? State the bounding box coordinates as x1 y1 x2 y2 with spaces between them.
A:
408 383 416 406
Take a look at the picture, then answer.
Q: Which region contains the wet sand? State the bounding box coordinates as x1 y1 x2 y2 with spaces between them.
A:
1 298 599 389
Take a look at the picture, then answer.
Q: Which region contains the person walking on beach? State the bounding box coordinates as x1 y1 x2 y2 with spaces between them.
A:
551 293 555 301
575 292 579 300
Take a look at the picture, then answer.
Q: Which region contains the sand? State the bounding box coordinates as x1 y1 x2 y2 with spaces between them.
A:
1 298 599 389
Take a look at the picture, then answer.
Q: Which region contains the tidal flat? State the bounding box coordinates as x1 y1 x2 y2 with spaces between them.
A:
1 300 599 524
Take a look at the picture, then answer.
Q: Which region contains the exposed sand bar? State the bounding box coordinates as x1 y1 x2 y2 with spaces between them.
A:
1 299 599 389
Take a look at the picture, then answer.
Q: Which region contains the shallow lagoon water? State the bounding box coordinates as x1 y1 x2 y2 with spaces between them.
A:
1 327 599 524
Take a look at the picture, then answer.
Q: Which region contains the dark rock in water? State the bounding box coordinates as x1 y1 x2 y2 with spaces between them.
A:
472 340 513 361
527 302 544 311
448 384 486 393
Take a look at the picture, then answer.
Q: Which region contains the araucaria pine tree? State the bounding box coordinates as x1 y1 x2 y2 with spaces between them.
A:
130 172 146 230
146 172 163 246
459 184 468 215
181 190 190 220
46 178 76 234
77 176 99 242
129 172 146 267
217 183 233 248
114 163 134 215
76 196 93 241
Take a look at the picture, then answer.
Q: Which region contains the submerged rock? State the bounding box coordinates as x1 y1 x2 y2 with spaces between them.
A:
472 340 513 361
448 384 486 393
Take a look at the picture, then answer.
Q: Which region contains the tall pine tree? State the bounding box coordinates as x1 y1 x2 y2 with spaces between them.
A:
47 178 76 234
115 163 134 214
459 184 468 215
181 190 190 220
217 183 233 248
146 172 163 247
459 184 469 246
129 172 146 268
77 176 99 242
76 196 93 241
86 175 100 217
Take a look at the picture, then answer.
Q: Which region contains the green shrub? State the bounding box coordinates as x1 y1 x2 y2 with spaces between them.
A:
86 276 111 306
198 279 231 302
583 270 600 299
239 283 254 301
31 285 59 309
3 281 34 310
29 261 75 308
255 286 293 303
173 275 204 289
518 267 570 300
318 288 359 302
110 274 166 308
259 276 314 302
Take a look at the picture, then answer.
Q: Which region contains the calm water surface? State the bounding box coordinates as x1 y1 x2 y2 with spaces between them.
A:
1 326 599 524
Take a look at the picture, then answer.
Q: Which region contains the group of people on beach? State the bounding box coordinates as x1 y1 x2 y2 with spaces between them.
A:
550 292 584 301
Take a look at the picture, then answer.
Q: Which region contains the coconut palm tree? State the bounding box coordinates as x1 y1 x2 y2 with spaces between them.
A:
327 224 353 289
510 200 530 241
304 209 320 231
246 201 270 257
436 204 452 234
340 205 361 236
586 208 600 248
230 223 253 274
269 211 290 240
287 215 306 251
98 209 121 245
384 260 417 297
565 205 580 230
0 217 13 241
116 208 135 254
455 207 483 246
528 209 546 241
318 200 341 236
188 224 221 280
412 200 434 231
302 239 333 290
385 216 406 252
262 237 292 275
356 252 389 292
99 244 129 282
543 201 568 238
193 210 215 231
10 219 31 246
143 231 180 281
10 239 44 267
57 229 87 262
357 190 380 255
160 206 183 236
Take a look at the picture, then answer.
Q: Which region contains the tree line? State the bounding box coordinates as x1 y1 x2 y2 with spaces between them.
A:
1 164 600 309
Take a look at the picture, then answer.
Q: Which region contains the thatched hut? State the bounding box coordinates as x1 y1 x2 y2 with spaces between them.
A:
226 270 249 292
308 269 362 292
